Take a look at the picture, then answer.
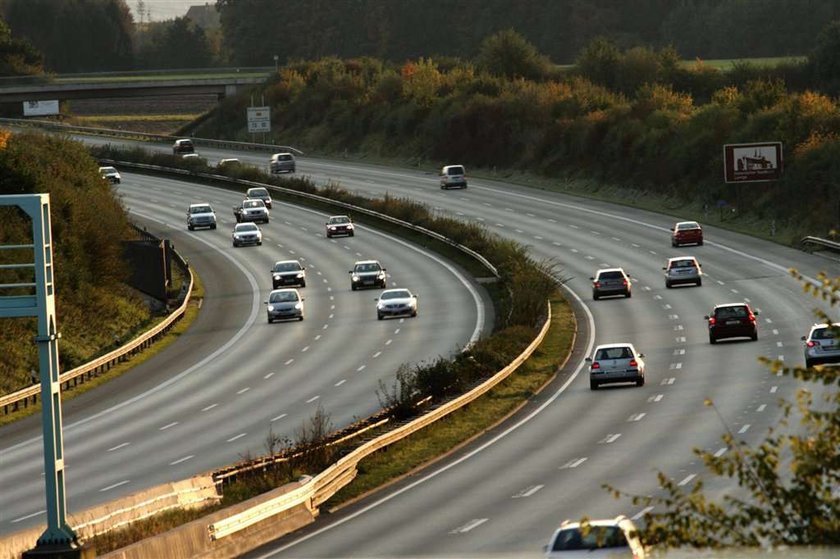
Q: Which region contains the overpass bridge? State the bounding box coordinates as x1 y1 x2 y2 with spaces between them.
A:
0 70 269 104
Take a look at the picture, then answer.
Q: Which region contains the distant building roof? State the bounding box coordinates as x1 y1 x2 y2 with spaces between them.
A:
185 3 220 30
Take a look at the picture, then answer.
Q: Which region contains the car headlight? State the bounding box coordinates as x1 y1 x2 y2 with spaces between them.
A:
273 274 280 280
378 272 386 279
267 305 275 312
352 275 360 282
294 303 303 310
347 224 354 229
329 226 337 230
296 273 304 278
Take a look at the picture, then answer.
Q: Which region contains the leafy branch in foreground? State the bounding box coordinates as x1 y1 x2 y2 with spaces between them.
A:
605 268 840 549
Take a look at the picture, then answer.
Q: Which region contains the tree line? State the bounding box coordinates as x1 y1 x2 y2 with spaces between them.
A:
1 0 838 75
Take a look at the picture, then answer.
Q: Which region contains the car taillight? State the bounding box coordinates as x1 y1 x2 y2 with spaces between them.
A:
749 314 756 322
591 362 600 370
594 281 601 288
622 279 628 286
807 340 818 348
629 360 637 367
708 317 716 326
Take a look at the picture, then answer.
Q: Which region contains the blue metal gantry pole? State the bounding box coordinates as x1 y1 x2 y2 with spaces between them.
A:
0 194 81 557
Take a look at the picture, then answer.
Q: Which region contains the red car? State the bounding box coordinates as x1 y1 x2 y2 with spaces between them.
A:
671 221 703 247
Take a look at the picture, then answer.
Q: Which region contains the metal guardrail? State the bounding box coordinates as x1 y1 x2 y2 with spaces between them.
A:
0 117 304 156
208 302 553 540
0 240 194 415
801 236 840 253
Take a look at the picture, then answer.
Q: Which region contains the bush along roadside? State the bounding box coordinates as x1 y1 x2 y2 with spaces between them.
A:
84 144 567 552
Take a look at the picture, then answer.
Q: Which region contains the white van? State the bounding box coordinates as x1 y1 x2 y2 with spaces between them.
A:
440 164 467 189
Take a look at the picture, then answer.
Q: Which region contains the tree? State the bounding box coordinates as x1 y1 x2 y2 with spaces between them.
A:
810 20 840 96
575 36 622 90
475 29 552 80
606 269 840 548
0 17 43 76
135 17 214 69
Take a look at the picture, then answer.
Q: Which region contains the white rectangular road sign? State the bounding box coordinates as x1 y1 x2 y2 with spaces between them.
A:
247 106 271 133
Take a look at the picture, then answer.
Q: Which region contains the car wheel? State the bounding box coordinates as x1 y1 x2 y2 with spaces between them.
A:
698 240 704 246
696 278 702 286
188 225 194 231
411 310 417 317
257 241 262 245
350 231 355 237
299 316 304 321
636 376 645 387
377 313 384 320
593 294 599 301
805 358 815 368
267 317 273 324
751 332 758 341
273 283 279 289
211 224 216 230
590 380 598 390
351 285 357 291
626 290 631 298
326 233 331 238
665 280 672 288
709 334 717 344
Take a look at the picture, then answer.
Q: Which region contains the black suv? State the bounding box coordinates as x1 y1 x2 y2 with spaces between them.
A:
705 303 759 344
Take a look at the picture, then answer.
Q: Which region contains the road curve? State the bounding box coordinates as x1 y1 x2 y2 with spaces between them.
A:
0 171 485 534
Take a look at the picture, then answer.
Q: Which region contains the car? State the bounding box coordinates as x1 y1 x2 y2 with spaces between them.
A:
671 221 703 247
218 158 241 170
265 288 304 322
271 260 306 288
440 164 467 189
376 288 418 320
233 198 270 223
663 256 702 288
705 302 759 344
186 203 217 230
802 323 840 368
98 166 121 184
231 222 262 247
181 152 204 162
350 260 387 290
586 343 645 390
172 138 195 155
591 268 631 300
325 215 354 238
544 516 646 558
246 187 273 209
270 152 296 174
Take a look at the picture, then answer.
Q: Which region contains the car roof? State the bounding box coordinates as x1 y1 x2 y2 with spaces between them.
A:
676 220 700 227
381 288 411 295
247 187 268 193
272 152 293 156
442 164 464 170
189 203 212 208
595 267 626 274
269 288 300 295
354 259 380 265
274 259 301 265
329 215 350 219
713 302 749 309
667 256 697 263
593 343 635 351
557 516 633 530
234 222 258 228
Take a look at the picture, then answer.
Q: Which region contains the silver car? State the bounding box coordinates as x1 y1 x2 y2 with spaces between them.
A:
270 152 296 174
187 203 217 230
591 268 631 300
233 198 270 223
586 343 645 390
231 222 262 247
246 187 273 209
98 166 121 184
664 256 702 288
802 323 840 368
376 288 418 320
265 288 304 322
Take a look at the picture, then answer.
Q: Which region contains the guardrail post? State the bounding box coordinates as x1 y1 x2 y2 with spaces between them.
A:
0 194 83 557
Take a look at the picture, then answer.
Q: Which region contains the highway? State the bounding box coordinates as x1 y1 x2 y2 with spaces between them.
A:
0 169 486 534
186 152 833 558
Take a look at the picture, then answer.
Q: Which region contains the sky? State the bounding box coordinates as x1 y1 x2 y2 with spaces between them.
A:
129 0 202 22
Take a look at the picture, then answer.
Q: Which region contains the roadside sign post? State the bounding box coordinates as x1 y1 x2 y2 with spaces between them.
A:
247 106 271 145
0 194 82 558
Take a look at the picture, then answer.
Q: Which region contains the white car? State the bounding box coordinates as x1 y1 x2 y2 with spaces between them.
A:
376 288 418 320
231 222 262 247
233 198 270 223
663 256 702 288
98 166 121 184
440 164 467 189
586 343 645 390
187 203 217 230
802 322 840 368
544 516 646 558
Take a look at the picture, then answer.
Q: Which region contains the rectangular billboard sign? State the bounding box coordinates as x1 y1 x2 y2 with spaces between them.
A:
247 106 271 133
23 100 59 117
723 141 783 183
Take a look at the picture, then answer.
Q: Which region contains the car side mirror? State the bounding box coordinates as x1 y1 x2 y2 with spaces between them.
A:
801 336 807 341
263 301 268 305
638 353 645 358
584 357 592 362
662 267 667 270
754 311 760 316
414 294 418 298
348 270 353 274
703 315 710 320
589 277 595 281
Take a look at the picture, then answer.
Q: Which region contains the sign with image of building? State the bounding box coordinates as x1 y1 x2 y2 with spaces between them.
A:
723 142 783 183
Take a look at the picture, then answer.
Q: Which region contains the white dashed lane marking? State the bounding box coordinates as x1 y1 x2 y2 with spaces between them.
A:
159 422 178 431
560 457 587 469
100 480 130 492
227 433 246 443
170 455 194 465
107 443 130 452
450 519 488 534
271 413 287 422
678 474 696 486
512 485 544 498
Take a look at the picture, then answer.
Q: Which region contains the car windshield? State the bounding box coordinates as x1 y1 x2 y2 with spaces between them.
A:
249 189 268 197
598 271 623 280
329 216 350 224
269 291 299 303
446 166 465 175
812 327 837 340
678 222 700 230
276 154 293 161
191 206 211 214
551 526 627 551
381 290 410 300
100 167 116 174
274 262 301 272
671 259 695 268
715 306 748 319
595 347 633 360
355 263 381 273
236 224 258 232
243 200 263 208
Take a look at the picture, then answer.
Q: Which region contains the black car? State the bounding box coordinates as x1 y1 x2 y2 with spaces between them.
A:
350 260 387 290
705 303 759 343
326 215 355 238
271 260 306 288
